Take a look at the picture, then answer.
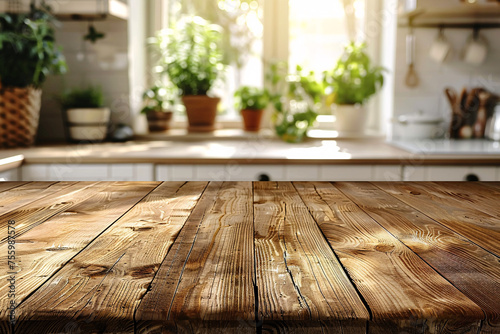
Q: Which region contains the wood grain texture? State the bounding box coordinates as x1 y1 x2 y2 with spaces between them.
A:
253 182 369 332
0 181 28 193
377 182 500 257
432 182 500 219
136 182 256 333
14 182 207 334
0 181 76 216
0 181 103 243
0 181 498 334
372 182 500 330
0 182 159 327
294 182 484 333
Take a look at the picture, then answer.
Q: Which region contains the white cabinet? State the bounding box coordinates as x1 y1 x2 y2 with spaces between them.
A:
155 165 286 181
155 164 403 181
320 165 402 181
0 168 20 181
21 164 154 181
403 166 498 181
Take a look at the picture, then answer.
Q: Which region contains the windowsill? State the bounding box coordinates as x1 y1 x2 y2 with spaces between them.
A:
135 128 385 142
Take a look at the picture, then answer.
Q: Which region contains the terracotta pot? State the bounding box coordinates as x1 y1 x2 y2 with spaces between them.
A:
241 109 264 132
182 95 220 132
333 104 367 134
0 84 42 148
146 110 173 132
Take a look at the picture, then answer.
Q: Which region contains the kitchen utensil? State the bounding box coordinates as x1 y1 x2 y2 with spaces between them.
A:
445 87 463 138
473 91 490 138
396 111 444 139
462 29 488 66
405 30 419 87
429 29 451 63
485 103 500 141
445 87 456 107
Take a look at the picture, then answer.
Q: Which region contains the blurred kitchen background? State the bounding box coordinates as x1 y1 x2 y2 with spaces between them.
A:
1 0 500 182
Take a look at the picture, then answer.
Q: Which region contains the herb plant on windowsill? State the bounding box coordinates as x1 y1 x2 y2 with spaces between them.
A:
0 3 67 147
234 86 270 132
267 63 324 143
323 42 385 134
141 85 178 132
151 16 226 132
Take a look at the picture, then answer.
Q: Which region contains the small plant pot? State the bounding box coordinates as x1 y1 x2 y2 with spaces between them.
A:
182 95 220 132
146 110 173 132
241 109 264 132
333 104 367 134
66 108 110 142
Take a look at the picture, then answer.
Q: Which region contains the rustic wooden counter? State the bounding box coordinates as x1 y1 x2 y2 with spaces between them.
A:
0 181 498 333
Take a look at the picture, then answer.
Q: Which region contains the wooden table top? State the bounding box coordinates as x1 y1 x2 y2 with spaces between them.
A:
0 181 499 333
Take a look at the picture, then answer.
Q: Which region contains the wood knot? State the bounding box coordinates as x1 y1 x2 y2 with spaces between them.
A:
130 264 158 278
410 191 421 195
81 264 109 277
375 244 395 253
130 226 154 232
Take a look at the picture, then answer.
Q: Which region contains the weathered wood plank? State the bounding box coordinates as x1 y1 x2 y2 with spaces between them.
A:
370 182 500 330
0 181 29 193
432 182 500 219
0 182 104 243
294 182 484 333
136 182 256 333
253 182 368 333
14 182 207 334
0 182 159 328
0 181 76 216
376 182 500 257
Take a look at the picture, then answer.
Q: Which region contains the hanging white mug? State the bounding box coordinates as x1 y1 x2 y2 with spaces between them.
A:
429 30 451 63
462 31 488 66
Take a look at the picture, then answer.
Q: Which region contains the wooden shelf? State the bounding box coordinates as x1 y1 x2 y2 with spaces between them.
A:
0 0 128 21
399 5 500 29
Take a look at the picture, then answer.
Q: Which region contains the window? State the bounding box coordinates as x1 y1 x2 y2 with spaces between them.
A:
143 0 390 132
289 0 365 80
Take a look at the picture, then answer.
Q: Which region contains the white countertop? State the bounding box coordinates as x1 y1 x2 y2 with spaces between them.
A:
1 138 499 167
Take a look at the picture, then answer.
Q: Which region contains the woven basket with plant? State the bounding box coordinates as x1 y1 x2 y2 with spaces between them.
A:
0 4 66 147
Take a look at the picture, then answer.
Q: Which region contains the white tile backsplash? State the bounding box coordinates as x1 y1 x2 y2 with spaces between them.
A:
38 20 130 142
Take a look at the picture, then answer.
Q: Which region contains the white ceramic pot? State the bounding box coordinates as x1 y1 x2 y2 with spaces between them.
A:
396 111 443 139
67 108 110 124
333 104 367 134
69 126 108 141
66 108 110 141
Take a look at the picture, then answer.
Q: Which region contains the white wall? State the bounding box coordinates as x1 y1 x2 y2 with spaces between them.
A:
38 20 130 142
392 0 500 139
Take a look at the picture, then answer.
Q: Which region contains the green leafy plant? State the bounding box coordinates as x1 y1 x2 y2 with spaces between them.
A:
266 62 321 143
141 85 178 114
323 42 384 105
151 16 225 96
0 3 67 88
60 86 104 109
234 86 270 111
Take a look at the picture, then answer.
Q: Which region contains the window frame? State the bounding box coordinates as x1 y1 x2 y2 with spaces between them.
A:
134 0 395 135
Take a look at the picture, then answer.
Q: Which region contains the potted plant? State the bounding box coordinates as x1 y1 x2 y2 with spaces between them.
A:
141 85 176 132
234 86 270 132
323 42 384 134
267 63 322 143
60 86 110 142
0 3 67 148
152 16 225 132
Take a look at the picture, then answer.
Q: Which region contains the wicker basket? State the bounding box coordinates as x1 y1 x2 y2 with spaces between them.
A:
0 84 42 148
